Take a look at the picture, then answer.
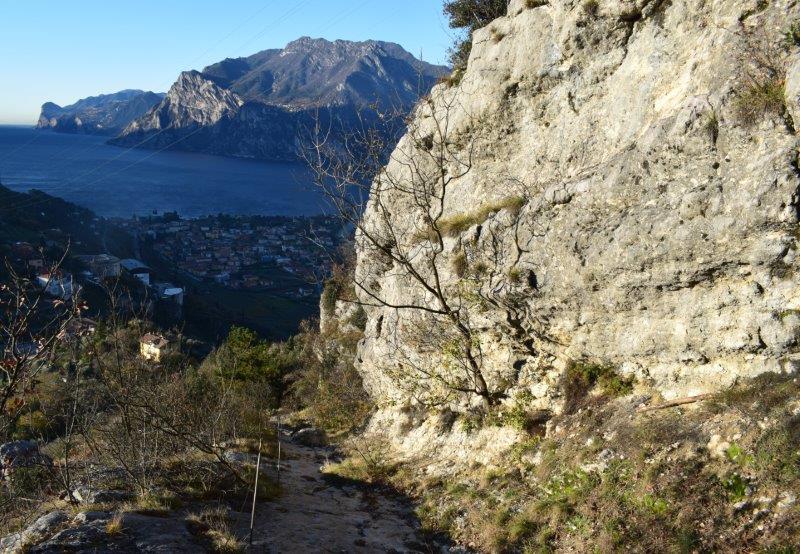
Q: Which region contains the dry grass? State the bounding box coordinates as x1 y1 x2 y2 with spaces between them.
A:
425 196 526 240
734 78 786 127
582 0 599 17
322 438 398 485
438 69 466 88
452 251 468 277
105 515 124 535
363 374 800 552
122 491 182 517
491 28 507 44
187 507 244 554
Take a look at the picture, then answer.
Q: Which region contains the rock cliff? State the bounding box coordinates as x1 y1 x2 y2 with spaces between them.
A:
36 90 164 136
111 38 449 161
352 0 800 449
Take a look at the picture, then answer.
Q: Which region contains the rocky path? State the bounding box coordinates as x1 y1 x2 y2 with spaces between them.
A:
237 434 442 553
1 434 448 553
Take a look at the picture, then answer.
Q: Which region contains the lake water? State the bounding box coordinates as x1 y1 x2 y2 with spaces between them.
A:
0 126 328 218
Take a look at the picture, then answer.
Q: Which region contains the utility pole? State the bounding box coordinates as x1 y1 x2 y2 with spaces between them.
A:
249 438 262 547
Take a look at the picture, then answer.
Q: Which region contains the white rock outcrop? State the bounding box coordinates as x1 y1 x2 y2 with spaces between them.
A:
354 0 800 445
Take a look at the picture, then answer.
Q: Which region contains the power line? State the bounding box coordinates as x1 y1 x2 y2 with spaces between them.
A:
0 130 41 164
179 0 281 71
312 0 373 37
0 0 280 170
2 0 320 211
0 125 207 215
230 0 315 58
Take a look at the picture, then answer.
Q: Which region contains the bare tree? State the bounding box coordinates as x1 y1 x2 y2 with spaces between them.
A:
0 250 80 440
303 94 527 408
76 284 250 494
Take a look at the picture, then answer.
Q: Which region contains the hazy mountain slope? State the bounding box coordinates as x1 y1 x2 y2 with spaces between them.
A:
110 38 448 161
204 37 447 107
36 90 164 136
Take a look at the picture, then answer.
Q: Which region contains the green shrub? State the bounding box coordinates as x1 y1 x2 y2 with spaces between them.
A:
786 21 800 46
438 68 466 88
6 465 55 499
12 410 52 440
444 0 509 69
347 305 367 331
459 412 483 434
638 494 669 517
290 325 372 435
321 281 340 317
562 361 633 413
722 473 748 501
725 443 753 467
582 0 600 16
320 260 356 318
211 326 301 407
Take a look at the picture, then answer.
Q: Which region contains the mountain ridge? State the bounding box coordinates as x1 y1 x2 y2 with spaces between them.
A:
36 90 165 136
110 37 448 161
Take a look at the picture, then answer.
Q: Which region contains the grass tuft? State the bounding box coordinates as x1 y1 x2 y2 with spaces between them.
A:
436 196 526 239
188 507 244 554
734 78 786 127
105 515 124 535
562 361 633 413
582 0 599 17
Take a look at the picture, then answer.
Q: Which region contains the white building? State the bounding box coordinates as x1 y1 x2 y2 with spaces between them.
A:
36 274 76 300
76 254 121 278
153 282 184 306
140 333 170 362
121 259 151 286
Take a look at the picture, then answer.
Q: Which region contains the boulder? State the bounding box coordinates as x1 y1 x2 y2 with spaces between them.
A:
0 511 68 553
223 450 251 464
293 427 328 447
72 511 112 524
120 512 201 553
0 441 51 480
73 486 133 505
29 520 114 553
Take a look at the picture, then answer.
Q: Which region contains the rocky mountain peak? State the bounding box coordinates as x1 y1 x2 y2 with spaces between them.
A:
111 37 447 160
36 90 164 136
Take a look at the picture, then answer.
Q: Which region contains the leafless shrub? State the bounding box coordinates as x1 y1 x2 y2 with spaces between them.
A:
302 92 534 410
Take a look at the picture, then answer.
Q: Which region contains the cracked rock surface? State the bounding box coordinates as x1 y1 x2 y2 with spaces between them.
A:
353 0 800 462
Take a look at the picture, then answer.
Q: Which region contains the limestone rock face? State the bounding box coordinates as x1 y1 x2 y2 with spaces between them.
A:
35 91 163 136
118 71 244 134
354 0 800 434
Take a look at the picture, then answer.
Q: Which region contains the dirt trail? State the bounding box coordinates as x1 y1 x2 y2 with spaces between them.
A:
236 434 445 553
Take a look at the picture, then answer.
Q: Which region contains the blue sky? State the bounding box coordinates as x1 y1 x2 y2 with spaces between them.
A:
0 0 455 125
